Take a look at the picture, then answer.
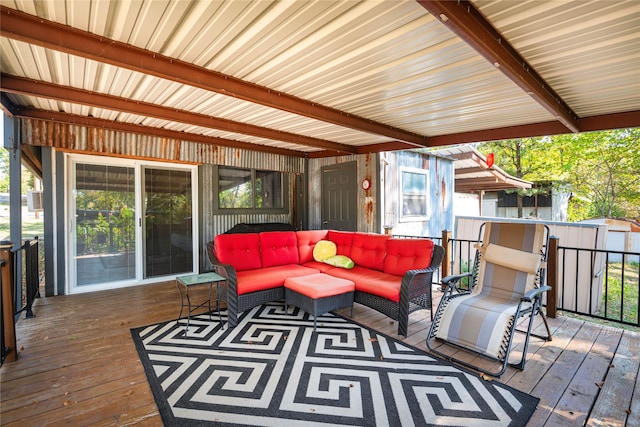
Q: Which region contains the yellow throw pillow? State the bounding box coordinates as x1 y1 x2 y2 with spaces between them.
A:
312 240 337 262
324 255 355 269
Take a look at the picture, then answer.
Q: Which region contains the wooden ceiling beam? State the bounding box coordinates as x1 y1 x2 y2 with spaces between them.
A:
14 108 306 158
0 6 429 147
20 144 43 178
417 1 581 133
427 111 640 147
579 110 640 132
306 109 640 157
428 121 575 147
1 74 354 154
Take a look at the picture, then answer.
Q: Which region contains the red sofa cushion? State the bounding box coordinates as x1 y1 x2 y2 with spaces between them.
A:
356 275 402 302
300 260 336 273
327 230 354 257
214 233 261 271
296 230 329 263
349 232 390 271
383 238 434 276
236 265 319 295
260 231 299 268
326 266 401 302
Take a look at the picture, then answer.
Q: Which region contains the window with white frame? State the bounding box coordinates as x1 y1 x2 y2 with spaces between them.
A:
399 167 429 221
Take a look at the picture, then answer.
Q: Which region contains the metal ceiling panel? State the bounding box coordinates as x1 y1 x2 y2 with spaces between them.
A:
1 0 639 156
2 0 554 134
0 37 389 149
473 0 640 118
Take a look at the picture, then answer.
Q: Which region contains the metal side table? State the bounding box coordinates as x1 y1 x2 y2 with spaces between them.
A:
176 271 227 335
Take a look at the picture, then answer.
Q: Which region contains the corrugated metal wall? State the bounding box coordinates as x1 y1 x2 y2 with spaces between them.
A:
308 153 378 233
21 118 305 271
381 151 454 238
21 119 304 171
21 119 455 273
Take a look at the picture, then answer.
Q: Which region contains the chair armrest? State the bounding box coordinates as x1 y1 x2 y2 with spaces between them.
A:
402 267 437 294
400 244 445 298
441 272 472 287
206 241 238 295
523 285 551 302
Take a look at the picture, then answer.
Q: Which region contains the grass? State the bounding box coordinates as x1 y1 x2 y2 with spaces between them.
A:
599 261 640 325
552 260 640 333
0 204 44 241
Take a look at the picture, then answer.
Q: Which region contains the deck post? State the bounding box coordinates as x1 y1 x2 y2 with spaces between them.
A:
441 229 451 278
546 236 559 318
1 242 18 362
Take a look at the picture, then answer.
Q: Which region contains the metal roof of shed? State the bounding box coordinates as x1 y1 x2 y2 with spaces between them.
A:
429 144 532 192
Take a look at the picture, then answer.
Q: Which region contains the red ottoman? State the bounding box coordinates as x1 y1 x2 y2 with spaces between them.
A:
284 273 355 330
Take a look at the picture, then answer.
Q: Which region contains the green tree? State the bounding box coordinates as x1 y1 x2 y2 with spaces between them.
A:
478 137 560 217
0 148 37 194
478 128 640 221
0 148 9 192
554 128 640 219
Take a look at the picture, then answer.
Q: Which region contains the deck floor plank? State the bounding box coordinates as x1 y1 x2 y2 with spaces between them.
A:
1 281 638 426
544 324 624 426
505 316 583 395
629 357 640 427
527 321 613 426
587 330 640 427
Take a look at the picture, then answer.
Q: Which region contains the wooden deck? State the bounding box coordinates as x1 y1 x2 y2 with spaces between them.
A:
1 281 638 426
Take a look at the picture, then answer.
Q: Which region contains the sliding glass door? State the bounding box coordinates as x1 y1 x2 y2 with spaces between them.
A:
73 163 136 286
143 167 193 278
68 155 197 292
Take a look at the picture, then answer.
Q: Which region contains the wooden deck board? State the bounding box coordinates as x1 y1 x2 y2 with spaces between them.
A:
527 322 610 426
1 281 637 426
587 329 640 427
505 316 583 394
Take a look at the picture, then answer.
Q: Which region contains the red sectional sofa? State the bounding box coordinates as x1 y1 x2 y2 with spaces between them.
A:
206 230 444 336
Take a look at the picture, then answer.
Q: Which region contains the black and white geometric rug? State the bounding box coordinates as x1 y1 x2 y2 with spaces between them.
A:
131 303 539 426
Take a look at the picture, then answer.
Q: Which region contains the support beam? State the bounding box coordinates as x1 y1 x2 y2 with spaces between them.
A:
427 111 640 147
455 181 527 193
417 1 581 133
306 109 640 157
579 110 640 133
1 74 354 154
0 6 429 147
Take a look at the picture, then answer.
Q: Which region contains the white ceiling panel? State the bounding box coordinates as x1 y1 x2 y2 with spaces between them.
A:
474 0 640 119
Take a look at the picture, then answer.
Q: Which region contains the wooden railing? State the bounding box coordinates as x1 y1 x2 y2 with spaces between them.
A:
1 242 17 363
1 237 41 365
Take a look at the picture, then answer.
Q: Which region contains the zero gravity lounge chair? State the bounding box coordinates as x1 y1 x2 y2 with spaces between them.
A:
427 222 552 377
